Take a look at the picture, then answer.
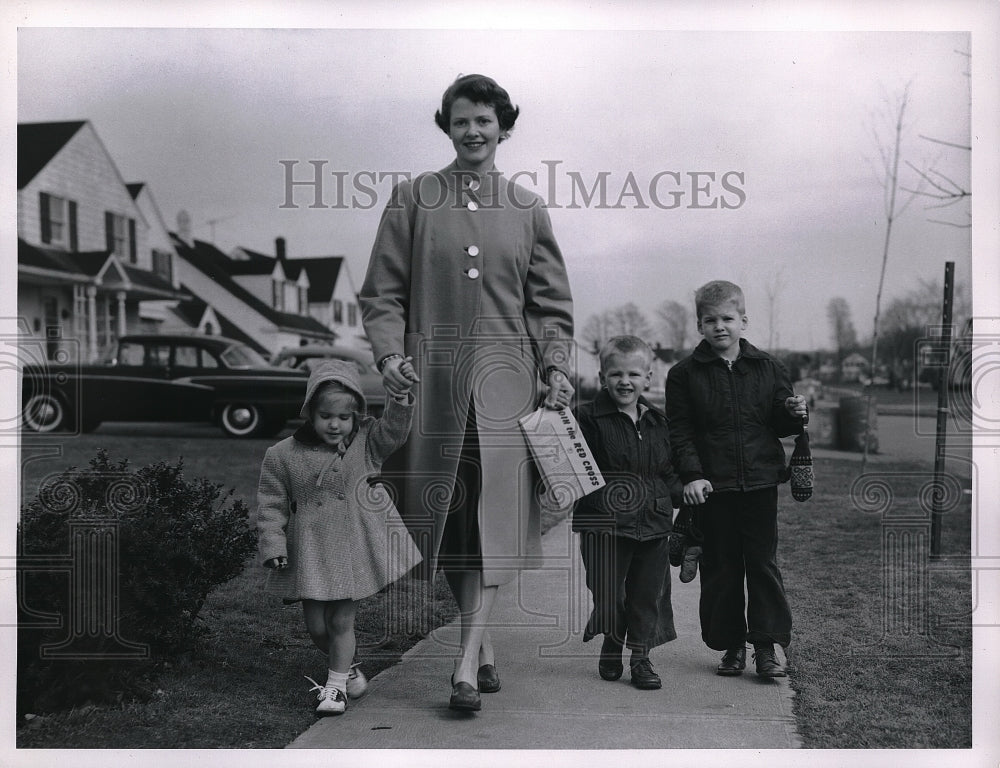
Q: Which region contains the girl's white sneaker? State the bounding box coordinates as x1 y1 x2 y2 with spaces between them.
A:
305 676 347 715
347 663 368 699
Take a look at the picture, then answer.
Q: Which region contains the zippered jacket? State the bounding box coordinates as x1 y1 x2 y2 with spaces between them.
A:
665 339 801 492
571 389 683 539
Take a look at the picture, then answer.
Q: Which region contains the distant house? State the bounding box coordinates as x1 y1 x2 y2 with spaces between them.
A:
169 230 335 356
841 352 868 382
17 121 188 362
226 237 367 352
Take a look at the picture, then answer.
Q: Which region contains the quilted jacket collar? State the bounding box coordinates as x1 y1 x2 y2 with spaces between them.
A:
691 338 768 366
590 388 665 422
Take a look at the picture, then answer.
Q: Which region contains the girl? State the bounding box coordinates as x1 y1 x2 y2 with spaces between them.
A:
257 358 421 715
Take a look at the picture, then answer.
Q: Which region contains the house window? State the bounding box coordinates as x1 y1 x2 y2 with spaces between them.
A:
105 212 137 261
299 287 308 314
333 299 343 324
40 193 77 249
152 249 173 283
272 279 285 311
348 303 357 327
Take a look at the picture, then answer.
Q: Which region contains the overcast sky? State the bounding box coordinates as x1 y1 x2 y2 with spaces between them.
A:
8 9 990 356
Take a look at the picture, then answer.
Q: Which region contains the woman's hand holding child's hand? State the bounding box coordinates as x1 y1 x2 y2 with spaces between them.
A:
683 479 714 506
381 355 420 396
543 369 574 410
784 395 808 418
265 556 288 570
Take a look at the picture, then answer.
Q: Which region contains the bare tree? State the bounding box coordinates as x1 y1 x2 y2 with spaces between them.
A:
655 299 691 352
901 49 971 228
862 83 922 471
763 274 785 352
827 297 858 358
580 303 655 357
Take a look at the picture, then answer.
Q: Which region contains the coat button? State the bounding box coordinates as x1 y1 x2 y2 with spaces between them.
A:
466 178 480 191
337 493 345 500
466 268 480 279
467 245 480 257
467 200 478 212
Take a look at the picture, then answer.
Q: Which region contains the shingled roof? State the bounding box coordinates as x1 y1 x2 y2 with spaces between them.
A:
170 234 335 339
18 121 87 189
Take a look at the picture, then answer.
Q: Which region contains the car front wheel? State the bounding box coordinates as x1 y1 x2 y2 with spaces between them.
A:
22 393 68 433
219 403 265 438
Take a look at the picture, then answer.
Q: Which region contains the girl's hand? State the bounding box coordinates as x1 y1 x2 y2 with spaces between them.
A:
785 395 808 418
683 479 713 506
543 369 574 410
398 356 419 384
265 556 288 570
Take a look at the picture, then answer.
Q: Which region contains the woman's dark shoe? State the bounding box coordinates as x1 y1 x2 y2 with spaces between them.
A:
598 636 624 681
449 676 482 711
752 645 787 678
716 646 747 676
477 663 501 693
629 657 662 690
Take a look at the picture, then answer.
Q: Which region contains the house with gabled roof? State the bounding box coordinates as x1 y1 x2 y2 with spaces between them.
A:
223 237 367 352
17 120 188 362
169 229 335 355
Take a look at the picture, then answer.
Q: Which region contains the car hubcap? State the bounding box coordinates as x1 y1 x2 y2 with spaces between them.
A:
230 407 253 428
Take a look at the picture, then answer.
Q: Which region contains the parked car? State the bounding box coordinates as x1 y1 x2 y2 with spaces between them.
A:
271 344 386 415
21 334 309 438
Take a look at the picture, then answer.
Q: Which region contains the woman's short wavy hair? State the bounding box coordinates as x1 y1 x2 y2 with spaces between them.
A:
434 74 520 142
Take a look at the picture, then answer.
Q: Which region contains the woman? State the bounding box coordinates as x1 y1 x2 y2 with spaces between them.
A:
360 74 574 712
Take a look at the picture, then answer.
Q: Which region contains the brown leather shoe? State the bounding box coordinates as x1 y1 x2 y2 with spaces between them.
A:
598 636 624 681
752 645 787 678
716 646 747 676
449 676 482 711
477 664 501 693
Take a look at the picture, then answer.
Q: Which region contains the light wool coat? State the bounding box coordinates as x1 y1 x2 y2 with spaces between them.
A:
256 396 422 601
360 162 574 585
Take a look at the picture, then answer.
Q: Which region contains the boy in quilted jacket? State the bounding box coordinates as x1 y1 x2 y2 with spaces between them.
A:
257 359 421 715
666 281 806 678
573 335 684 690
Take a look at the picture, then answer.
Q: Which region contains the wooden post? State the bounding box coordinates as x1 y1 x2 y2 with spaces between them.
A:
930 261 955 559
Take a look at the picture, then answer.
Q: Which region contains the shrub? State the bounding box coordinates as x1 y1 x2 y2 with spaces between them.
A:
18 449 257 712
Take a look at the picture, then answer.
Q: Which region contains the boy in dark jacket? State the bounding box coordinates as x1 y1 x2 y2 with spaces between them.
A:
665 281 807 678
573 335 683 690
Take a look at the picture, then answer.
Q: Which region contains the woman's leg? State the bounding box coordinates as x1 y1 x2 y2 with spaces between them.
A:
445 569 499 687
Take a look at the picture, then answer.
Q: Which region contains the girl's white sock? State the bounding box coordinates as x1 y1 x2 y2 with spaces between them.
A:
326 669 349 692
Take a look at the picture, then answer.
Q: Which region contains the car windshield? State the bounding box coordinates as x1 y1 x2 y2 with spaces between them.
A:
221 343 271 369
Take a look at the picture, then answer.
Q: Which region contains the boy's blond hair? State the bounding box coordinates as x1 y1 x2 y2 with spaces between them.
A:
598 335 654 370
694 280 745 318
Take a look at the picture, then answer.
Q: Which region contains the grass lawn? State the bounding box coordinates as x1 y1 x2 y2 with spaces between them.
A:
15 424 972 748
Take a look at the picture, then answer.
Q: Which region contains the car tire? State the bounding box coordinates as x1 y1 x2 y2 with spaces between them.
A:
219 403 266 438
22 393 68 433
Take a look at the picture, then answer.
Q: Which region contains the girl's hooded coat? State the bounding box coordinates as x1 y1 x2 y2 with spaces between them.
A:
256 360 422 601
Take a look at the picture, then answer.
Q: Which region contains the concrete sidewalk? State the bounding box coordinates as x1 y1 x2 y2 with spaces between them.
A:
288 518 800 750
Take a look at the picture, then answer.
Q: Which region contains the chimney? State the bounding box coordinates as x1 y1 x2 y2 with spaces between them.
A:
177 210 192 244
275 237 286 261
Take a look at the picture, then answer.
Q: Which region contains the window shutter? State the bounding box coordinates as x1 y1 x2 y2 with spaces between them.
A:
40 192 51 243
68 201 78 251
105 211 114 253
128 218 137 263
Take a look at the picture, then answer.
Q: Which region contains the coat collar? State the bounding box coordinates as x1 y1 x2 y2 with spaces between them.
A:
591 387 665 422
438 161 504 201
691 338 767 366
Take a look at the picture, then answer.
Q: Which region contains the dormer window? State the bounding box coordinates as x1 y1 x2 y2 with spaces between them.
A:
272 278 285 311
299 286 308 314
105 211 136 262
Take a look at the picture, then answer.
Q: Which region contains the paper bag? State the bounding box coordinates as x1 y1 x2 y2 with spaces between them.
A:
518 407 605 509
